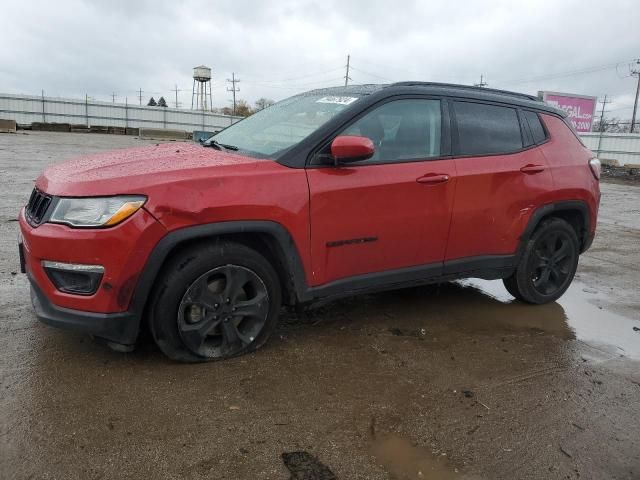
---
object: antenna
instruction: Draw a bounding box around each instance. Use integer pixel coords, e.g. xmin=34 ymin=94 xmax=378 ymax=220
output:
xmin=474 ymin=75 xmax=488 ymax=88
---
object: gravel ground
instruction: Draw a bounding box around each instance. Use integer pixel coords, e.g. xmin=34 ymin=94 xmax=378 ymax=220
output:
xmin=1 ymin=131 xmax=639 ymax=480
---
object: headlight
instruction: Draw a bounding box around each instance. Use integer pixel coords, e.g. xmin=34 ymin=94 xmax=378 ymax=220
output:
xmin=49 ymin=195 xmax=146 ymax=227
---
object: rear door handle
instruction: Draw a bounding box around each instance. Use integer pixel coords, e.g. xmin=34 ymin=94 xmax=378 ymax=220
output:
xmin=416 ymin=174 xmax=449 ymax=185
xmin=520 ymin=164 xmax=545 ymax=174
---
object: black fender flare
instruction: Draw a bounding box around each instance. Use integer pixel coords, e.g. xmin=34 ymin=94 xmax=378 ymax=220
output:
xmin=518 ymin=200 xmax=591 ymax=256
xmin=128 ymin=220 xmax=310 ymax=324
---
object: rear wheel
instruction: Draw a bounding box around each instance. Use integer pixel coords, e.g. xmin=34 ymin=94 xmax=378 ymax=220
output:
xmin=148 ymin=241 xmax=281 ymax=362
xmin=502 ymin=274 xmax=524 ymax=301
xmin=503 ymin=217 xmax=579 ymax=304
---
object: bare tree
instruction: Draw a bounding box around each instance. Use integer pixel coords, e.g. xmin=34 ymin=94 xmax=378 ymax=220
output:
xmin=234 ymin=99 xmax=253 ymax=117
xmin=255 ymin=98 xmax=275 ymax=111
xmin=593 ymin=117 xmax=632 ymax=133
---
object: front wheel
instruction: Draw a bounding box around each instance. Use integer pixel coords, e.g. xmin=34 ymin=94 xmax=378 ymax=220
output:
xmin=503 ymin=217 xmax=579 ymax=304
xmin=148 ymin=241 xmax=282 ymax=362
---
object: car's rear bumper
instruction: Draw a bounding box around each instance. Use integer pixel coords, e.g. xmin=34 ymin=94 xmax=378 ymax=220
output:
xmin=29 ymin=274 xmax=139 ymax=346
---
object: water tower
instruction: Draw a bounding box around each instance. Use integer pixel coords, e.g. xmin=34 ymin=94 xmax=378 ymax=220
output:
xmin=191 ymin=65 xmax=213 ymax=111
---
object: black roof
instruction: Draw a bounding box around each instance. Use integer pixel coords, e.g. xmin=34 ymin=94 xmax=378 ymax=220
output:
xmin=307 ymin=82 xmax=565 ymax=117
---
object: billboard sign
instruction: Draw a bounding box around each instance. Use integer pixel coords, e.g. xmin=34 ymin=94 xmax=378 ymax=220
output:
xmin=538 ymin=91 xmax=597 ymax=132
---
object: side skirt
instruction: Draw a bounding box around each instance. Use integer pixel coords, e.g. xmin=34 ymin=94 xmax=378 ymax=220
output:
xmin=303 ymin=254 xmax=516 ymax=306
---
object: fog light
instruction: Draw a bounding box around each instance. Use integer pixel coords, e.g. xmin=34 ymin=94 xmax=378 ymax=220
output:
xmin=42 ymin=261 xmax=104 ymax=295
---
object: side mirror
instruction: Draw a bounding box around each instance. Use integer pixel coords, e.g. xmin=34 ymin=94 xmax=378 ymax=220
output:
xmin=330 ymin=135 xmax=375 ymax=164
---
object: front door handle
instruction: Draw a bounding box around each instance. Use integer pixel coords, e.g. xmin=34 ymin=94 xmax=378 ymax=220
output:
xmin=520 ymin=164 xmax=545 ymax=174
xmin=416 ymin=174 xmax=449 ymax=185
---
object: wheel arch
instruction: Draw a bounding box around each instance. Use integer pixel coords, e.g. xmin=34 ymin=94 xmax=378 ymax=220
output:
xmin=519 ymin=200 xmax=591 ymax=255
xmin=130 ymin=221 xmax=310 ymax=329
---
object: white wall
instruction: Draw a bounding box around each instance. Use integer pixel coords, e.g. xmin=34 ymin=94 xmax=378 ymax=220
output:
xmin=579 ymin=132 xmax=640 ymax=166
xmin=0 ymin=93 xmax=241 ymax=132
xmin=3 ymin=93 xmax=639 ymax=165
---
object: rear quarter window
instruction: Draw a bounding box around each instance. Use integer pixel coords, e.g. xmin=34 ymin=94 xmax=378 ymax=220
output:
xmin=453 ymin=101 xmax=523 ymax=156
xmin=522 ymin=110 xmax=547 ymax=144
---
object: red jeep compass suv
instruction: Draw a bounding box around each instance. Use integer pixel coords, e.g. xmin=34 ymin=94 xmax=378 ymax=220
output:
xmin=19 ymin=82 xmax=600 ymax=362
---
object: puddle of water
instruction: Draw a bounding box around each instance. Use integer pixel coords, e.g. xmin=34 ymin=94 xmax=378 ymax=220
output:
xmin=371 ymin=433 xmax=464 ymax=480
xmin=459 ymin=279 xmax=640 ymax=360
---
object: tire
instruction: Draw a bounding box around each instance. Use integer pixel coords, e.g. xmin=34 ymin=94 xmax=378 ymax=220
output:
xmin=148 ymin=241 xmax=282 ymax=362
xmin=502 ymin=274 xmax=524 ymax=301
xmin=502 ymin=217 xmax=579 ymax=304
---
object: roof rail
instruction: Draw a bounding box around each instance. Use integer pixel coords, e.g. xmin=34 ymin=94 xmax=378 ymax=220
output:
xmin=390 ymin=81 xmax=541 ymax=102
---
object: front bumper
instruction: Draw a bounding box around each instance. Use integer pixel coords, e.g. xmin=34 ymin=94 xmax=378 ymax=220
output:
xmin=19 ymin=205 xmax=167 ymax=345
xmin=29 ymin=275 xmax=139 ymax=345
xmin=19 ymin=207 xmax=166 ymax=313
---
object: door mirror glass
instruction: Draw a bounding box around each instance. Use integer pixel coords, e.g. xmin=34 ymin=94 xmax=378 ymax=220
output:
xmin=330 ymin=135 xmax=375 ymax=164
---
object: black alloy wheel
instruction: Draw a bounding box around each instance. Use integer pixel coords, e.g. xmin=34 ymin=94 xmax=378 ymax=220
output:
xmin=178 ymin=265 xmax=270 ymax=358
xmin=503 ymin=217 xmax=579 ymax=304
xmin=148 ymin=241 xmax=282 ymax=362
xmin=530 ymin=230 xmax=575 ymax=296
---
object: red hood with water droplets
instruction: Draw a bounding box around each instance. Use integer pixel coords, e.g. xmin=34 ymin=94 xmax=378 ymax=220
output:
xmin=36 ymin=142 xmax=265 ymax=196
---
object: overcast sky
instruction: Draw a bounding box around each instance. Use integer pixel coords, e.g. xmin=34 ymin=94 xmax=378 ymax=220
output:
xmin=1 ymin=0 xmax=638 ymax=117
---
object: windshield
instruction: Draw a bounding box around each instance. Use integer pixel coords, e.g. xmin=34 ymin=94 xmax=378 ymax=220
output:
xmin=208 ymin=93 xmax=362 ymax=158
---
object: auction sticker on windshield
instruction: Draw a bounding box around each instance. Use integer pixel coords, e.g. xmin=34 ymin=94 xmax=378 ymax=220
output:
xmin=316 ymin=96 xmax=358 ymax=105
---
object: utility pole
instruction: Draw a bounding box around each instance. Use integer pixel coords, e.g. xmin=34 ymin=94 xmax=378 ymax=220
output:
xmin=138 ymin=88 xmax=143 ymax=105
xmin=598 ymin=95 xmax=611 ymax=132
xmin=226 ymin=73 xmax=240 ymax=116
xmin=171 ymin=84 xmax=182 ymax=109
xmin=474 ymin=75 xmax=488 ymax=87
xmin=344 ymin=54 xmax=351 ymax=87
xmin=596 ymin=95 xmax=611 ymax=157
xmin=630 ymin=59 xmax=640 ymax=133
xmin=111 ymin=92 xmax=117 ymax=103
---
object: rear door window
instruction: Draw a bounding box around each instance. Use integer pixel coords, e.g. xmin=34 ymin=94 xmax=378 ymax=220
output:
xmin=453 ymin=101 xmax=523 ymax=156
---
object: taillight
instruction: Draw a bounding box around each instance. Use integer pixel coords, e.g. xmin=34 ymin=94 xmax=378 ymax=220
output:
xmin=589 ymin=158 xmax=601 ymax=180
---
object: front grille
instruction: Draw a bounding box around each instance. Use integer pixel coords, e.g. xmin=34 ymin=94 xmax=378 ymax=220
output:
xmin=25 ymin=188 xmax=52 ymax=226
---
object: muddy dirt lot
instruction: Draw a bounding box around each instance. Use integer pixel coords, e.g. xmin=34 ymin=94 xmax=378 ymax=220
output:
xmin=1 ymin=131 xmax=639 ymax=480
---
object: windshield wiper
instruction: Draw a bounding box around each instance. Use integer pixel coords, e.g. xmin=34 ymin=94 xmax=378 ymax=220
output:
xmin=202 ymin=139 xmax=239 ymax=151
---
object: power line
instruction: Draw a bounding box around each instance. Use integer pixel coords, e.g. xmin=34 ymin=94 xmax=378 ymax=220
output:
xmin=226 ymin=73 xmax=240 ymax=116
xmin=348 ymin=66 xmax=393 ymax=82
xmin=356 ymin=58 xmax=420 ymax=77
xmin=243 ymin=66 xmax=344 ymax=84
xmin=496 ymin=59 xmax=635 ymax=87
xmin=608 ymin=104 xmax=634 ymax=112
xmin=242 ymin=78 xmax=346 ymax=91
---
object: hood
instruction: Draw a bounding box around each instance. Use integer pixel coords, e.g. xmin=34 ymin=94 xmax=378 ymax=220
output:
xmin=37 ymin=142 xmax=263 ymax=196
